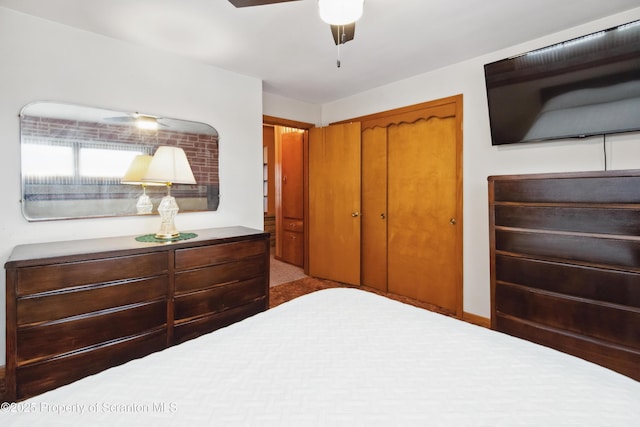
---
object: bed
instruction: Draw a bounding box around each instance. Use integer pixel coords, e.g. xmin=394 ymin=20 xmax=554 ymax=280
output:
xmin=1 ymin=287 xmax=638 ymax=426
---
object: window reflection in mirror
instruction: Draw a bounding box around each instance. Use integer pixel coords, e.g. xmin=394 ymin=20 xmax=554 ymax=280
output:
xmin=20 ymin=101 xmax=219 ymax=221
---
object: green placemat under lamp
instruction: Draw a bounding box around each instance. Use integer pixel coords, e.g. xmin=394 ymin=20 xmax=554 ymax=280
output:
xmin=135 ymin=232 xmax=198 ymax=243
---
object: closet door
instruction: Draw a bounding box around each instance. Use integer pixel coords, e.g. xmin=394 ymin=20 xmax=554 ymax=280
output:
xmin=361 ymin=126 xmax=388 ymax=292
xmin=387 ymin=116 xmax=459 ymax=313
xmin=309 ymin=122 xmax=361 ymax=285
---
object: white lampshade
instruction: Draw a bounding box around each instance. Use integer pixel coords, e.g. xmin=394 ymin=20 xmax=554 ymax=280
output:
xmin=318 ymin=0 xmax=364 ymax=25
xmin=122 ymin=154 xmax=165 ymax=215
xmin=121 ymin=155 xmax=165 ymax=186
xmin=142 ymin=146 xmax=197 ymax=185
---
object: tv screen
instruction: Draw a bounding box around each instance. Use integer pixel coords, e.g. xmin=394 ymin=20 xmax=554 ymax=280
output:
xmin=484 ymin=20 xmax=640 ymax=146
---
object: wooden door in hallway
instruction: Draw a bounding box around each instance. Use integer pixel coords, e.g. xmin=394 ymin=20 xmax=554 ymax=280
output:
xmin=280 ymin=131 xmax=304 ymax=266
xmin=308 ymin=122 xmax=361 ymax=285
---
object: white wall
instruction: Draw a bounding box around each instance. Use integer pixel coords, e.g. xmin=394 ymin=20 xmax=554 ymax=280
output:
xmin=263 ymin=92 xmax=321 ymax=125
xmin=320 ymin=7 xmax=640 ymax=319
xmin=0 ymin=7 xmax=264 ymax=364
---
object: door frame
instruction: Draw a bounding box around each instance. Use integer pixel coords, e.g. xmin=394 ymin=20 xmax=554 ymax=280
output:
xmin=263 ymin=115 xmax=314 ymax=274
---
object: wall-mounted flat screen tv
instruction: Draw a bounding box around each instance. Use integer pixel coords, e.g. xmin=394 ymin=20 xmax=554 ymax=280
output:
xmin=484 ymin=20 xmax=640 ymax=146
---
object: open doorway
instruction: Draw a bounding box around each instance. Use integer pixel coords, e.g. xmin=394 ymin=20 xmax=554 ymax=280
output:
xmin=262 ymin=116 xmax=313 ymax=273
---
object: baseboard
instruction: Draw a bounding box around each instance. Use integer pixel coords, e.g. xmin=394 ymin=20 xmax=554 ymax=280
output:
xmin=463 ymin=312 xmax=491 ymax=328
xmin=0 ymin=365 xmax=5 ymax=403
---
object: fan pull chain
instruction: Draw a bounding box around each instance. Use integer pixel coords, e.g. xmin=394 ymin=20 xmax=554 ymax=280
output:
xmin=336 ymin=25 xmax=343 ymax=68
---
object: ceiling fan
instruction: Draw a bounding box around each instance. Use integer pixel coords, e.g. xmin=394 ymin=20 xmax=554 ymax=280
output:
xmin=104 ymin=113 xmax=166 ymax=130
xmin=228 ymin=0 xmax=362 ymax=46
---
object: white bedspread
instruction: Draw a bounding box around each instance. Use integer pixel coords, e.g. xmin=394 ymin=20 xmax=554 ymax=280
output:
xmin=2 ymin=288 xmax=639 ymax=426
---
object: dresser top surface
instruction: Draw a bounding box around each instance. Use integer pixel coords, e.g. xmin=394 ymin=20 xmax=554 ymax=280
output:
xmin=5 ymin=226 xmax=268 ymax=268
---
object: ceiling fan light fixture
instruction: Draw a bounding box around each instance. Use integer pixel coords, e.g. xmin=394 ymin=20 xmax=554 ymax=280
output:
xmin=318 ymin=0 xmax=363 ymax=26
xmin=135 ymin=114 xmax=159 ymax=131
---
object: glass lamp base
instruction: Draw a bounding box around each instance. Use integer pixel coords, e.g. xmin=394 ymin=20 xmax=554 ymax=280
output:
xmin=155 ymin=195 xmax=180 ymax=239
xmin=136 ymin=194 xmax=153 ymax=214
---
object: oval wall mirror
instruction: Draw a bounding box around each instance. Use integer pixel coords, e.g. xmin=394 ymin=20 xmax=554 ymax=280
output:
xmin=20 ymin=101 xmax=220 ymax=221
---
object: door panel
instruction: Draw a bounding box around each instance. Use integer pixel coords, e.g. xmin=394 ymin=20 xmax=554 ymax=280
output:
xmin=309 ymin=123 xmax=361 ymax=285
xmin=361 ymin=127 xmax=388 ymax=292
xmin=280 ymin=131 xmax=305 ymax=266
xmin=387 ymin=116 xmax=459 ymax=312
xmin=281 ymin=132 xmax=304 ymax=219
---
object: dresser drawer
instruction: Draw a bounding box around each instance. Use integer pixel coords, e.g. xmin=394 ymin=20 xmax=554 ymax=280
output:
xmin=282 ymin=230 xmax=304 ymax=267
xmin=173 ymin=299 xmax=266 ymax=345
xmin=17 ymin=300 xmax=167 ymax=365
xmin=17 ymin=276 xmax=168 ymax=326
xmin=283 ymin=218 xmax=303 ymax=232
xmin=174 ymin=240 xmax=266 ymax=270
xmin=174 ymin=277 xmax=266 ymax=322
xmin=16 ymin=252 xmax=168 ymax=296
xmin=16 ymin=329 xmax=167 ymax=401
xmin=174 ymin=256 xmax=267 ymax=294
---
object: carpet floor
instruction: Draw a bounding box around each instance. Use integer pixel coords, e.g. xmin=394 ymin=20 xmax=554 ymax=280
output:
xmin=269 ymin=255 xmax=307 ymax=287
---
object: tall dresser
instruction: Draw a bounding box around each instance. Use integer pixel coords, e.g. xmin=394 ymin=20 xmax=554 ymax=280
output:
xmin=4 ymin=226 xmax=269 ymax=401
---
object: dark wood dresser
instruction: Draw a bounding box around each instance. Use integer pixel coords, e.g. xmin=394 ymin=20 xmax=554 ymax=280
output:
xmin=4 ymin=226 xmax=269 ymax=401
xmin=489 ymin=171 xmax=640 ymax=381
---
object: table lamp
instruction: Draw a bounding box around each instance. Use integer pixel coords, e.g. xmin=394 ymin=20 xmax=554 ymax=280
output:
xmin=142 ymin=146 xmax=197 ymax=239
xmin=121 ymin=154 xmax=164 ymax=214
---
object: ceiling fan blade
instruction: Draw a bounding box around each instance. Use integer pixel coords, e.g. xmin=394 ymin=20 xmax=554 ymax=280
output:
xmin=330 ymin=23 xmax=356 ymax=45
xmin=104 ymin=116 xmax=134 ymax=123
xmin=104 ymin=115 xmax=168 ymax=127
xmin=228 ymin=0 xmax=300 ymax=7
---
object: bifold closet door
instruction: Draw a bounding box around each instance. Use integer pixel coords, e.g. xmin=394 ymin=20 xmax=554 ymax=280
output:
xmin=387 ymin=116 xmax=459 ymax=313
xmin=361 ymin=126 xmax=388 ymax=292
xmin=308 ymin=122 xmax=361 ymax=285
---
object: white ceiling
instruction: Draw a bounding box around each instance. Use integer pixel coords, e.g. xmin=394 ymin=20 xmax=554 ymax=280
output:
xmin=1 ymin=0 xmax=638 ymax=104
